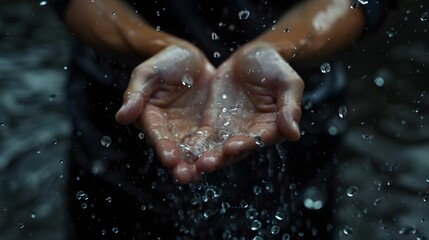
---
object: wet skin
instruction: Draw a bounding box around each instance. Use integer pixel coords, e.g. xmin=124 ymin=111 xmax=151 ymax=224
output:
xmin=116 ymin=44 xmax=304 ymax=184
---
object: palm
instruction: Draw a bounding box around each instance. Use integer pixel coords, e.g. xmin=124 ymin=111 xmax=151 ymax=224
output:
xmin=116 ymin=45 xmax=215 ymax=184
xmin=196 ymin=46 xmax=304 ymax=173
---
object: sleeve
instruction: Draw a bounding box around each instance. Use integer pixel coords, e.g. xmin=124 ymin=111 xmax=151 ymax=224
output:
xmin=359 ymin=0 xmax=397 ymax=34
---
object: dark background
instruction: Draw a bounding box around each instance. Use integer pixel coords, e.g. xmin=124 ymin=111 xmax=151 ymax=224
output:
xmin=0 ymin=0 xmax=428 ymax=239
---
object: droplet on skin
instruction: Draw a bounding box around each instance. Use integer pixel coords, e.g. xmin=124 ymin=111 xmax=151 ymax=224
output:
xmin=254 ymin=136 xmax=265 ymax=147
xmin=284 ymin=27 xmax=291 ymax=32
xmin=238 ymin=9 xmax=250 ymax=20
xmin=181 ymin=74 xmax=193 ymax=88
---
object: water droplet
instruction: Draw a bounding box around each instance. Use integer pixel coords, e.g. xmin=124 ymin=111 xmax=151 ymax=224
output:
xmin=320 ymin=62 xmax=331 ymax=73
xmin=238 ymin=9 xmax=250 ymax=20
xmin=254 ymin=135 xmax=265 ymax=147
xmin=222 ymin=230 xmax=232 ymax=239
xmin=138 ymin=132 xmax=145 ymax=139
xmin=271 ymin=225 xmax=280 ymax=235
xmin=39 ymin=1 xmax=47 ymax=6
xmin=100 ymin=135 xmax=112 ymax=147
xmin=346 ymin=186 xmax=359 ymax=197
xmin=221 ymin=202 xmax=231 ymax=209
xmin=284 ymin=27 xmax=291 ymax=33
xmin=252 ymin=236 xmax=264 ymax=240
xmin=156 ymin=26 xmax=161 ymax=31
xmin=63 ymin=66 xmax=68 ymax=70
xmin=81 ymin=203 xmax=87 ymax=209
xmin=342 ymin=225 xmax=353 ymax=235
xmin=250 ymin=219 xmax=262 ymax=231
xmin=374 ymin=76 xmax=385 ymax=87
xmin=18 ymin=223 xmax=25 ymax=229
xmin=48 ymin=94 xmax=56 ymax=101
xmin=0 ymin=122 xmax=5 ymax=127
xmin=253 ymin=185 xmax=263 ymax=195
xmin=181 ymin=74 xmax=193 ymax=88
xmin=101 ymin=230 xmax=106 ymax=236
xmin=420 ymin=11 xmax=428 ymax=21
xmin=112 ymin=227 xmax=119 ymax=234
xmin=398 ymin=225 xmax=417 ymax=235
xmin=246 ymin=207 xmax=259 ymax=220
xmin=76 ymin=191 xmax=88 ymax=201
xmin=373 ymin=197 xmax=384 ymax=206
xmin=211 ymin=32 xmax=219 ymax=40
xmin=338 ymin=105 xmax=348 ymax=118
xmin=303 ymin=187 xmax=325 ymax=210
xmin=30 ymin=212 xmax=37 ymax=219
xmin=350 ymin=0 xmax=359 ymax=9
xmin=275 ymin=208 xmax=285 ymax=220
xmin=282 ymin=233 xmax=291 ymax=240
xmin=141 ymin=204 xmax=147 ymax=211
xmin=213 ymin=52 xmax=221 ymax=58
xmin=106 ymin=197 xmax=112 ymax=203
xmin=358 ymin=0 xmax=368 ymax=4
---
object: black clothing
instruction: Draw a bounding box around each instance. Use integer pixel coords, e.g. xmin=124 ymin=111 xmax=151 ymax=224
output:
xmin=47 ymin=0 xmax=394 ymax=239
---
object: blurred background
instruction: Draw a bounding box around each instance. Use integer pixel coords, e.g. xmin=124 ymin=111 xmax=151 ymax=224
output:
xmin=0 ymin=0 xmax=428 ymax=239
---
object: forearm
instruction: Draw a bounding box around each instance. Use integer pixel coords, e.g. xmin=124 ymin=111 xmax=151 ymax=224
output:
xmin=63 ymin=0 xmax=185 ymax=57
xmin=252 ymin=0 xmax=365 ymax=67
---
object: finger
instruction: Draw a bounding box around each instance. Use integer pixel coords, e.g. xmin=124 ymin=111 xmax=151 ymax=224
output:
xmin=223 ymin=125 xmax=281 ymax=156
xmin=115 ymin=69 xmax=158 ymax=125
xmin=172 ymin=161 xmax=193 ymax=185
xmin=276 ymin=68 xmax=305 ymax=142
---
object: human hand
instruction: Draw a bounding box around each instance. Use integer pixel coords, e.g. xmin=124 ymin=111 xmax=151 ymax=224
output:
xmin=195 ymin=44 xmax=304 ymax=173
xmin=115 ymin=44 xmax=215 ymax=184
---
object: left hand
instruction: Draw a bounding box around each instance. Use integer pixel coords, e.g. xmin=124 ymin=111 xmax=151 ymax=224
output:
xmin=195 ymin=43 xmax=305 ymax=173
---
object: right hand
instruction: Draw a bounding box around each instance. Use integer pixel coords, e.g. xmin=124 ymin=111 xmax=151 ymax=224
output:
xmin=115 ymin=44 xmax=216 ymax=184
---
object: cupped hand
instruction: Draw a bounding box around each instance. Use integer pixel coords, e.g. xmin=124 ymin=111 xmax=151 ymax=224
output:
xmin=196 ymin=44 xmax=305 ymax=173
xmin=115 ymin=44 xmax=215 ymax=184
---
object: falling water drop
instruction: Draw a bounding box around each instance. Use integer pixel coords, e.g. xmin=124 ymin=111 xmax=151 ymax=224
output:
xmin=271 ymin=225 xmax=280 ymax=235
xmin=320 ymin=62 xmax=331 ymax=73
xmin=211 ymin=32 xmax=219 ymax=40
xmin=338 ymin=105 xmax=348 ymax=118
xmin=238 ymin=9 xmax=250 ymax=20
xmin=420 ymin=11 xmax=428 ymax=21
xmin=100 ymin=135 xmax=112 ymax=147
xmin=250 ymin=219 xmax=262 ymax=231
xmin=342 ymin=225 xmax=353 ymax=235
xmin=48 ymin=94 xmax=56 ymax=101
xmin=346 ymin=186 xmax=359 ymax=197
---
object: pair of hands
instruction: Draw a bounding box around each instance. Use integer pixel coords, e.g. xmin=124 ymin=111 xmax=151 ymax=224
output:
xmin=115 ymin=42 xmax=304 ymax=184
